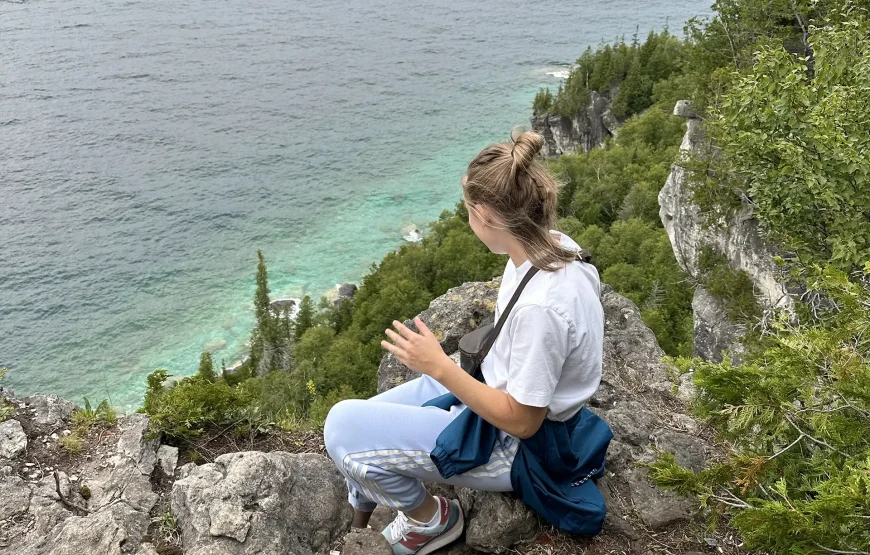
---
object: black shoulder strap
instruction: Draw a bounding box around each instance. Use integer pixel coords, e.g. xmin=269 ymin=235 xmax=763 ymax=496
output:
xmin=478 ymin=265 xmax=540 ymax=361
xmin=476 ymin=247 xmax=590 ymax=363
xmin=576 ymin=247 xmax=592 ymax=263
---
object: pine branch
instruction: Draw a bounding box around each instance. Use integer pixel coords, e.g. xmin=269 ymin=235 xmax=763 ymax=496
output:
xmin=767 ymin=433 xmax=806 ymax=461
xmin=784 ymin=414 xmax=849 ymax=458
xmin=811 ymin=541 xmax=870 ymax=555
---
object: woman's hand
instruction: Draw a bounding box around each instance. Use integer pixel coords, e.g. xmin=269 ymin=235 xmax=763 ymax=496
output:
xmin=381 ymin=317 xmax=451 ymax=378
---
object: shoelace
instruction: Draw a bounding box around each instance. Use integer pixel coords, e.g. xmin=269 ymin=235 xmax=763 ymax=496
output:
xmin=387 ymin=511 xmax=413 ymax=542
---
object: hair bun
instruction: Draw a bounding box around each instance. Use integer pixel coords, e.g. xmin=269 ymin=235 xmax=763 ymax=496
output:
xmin=510 ymin=128 xmax=545 ymax=172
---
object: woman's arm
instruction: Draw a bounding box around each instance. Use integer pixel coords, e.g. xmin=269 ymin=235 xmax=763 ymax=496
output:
xmin=430 ymin=357 xmax=547 ymax=439
xmin=382 ymin=317 xmax=548 ymax=439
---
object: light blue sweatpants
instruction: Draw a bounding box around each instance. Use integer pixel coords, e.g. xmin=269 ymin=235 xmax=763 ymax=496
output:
xmin=323 ymin=375 xmax=518 ymax=512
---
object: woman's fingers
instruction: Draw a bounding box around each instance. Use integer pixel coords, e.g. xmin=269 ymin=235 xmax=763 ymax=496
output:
xmin=384 ymin=328 xmax=409 ymax=348
xmin=392 ymin=320 xmax=418 ymax=341
xmin=381 ymin=339 xmax=403 ymax=357
xmin=380 ymin=340 xmax=411 ymax=369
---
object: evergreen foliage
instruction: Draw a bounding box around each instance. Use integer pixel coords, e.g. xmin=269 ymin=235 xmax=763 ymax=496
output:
xmin=697 ymin=246 xmax=762 ymax=325
xmin=546 ymin=30 xmax=686 ymax=119
xmin=0 ymin=368 xmax=14 ymax=422
xmin=197 ymin=352 xmax=216 ymax=383
xmin=248 ymin=251 xmax=295 ymax=375
xmin=294 ymin=296 xmax=314 ymax=340
xmin=647 ymin=266 xmax=870 ymax=554
xmin=142 ymin=370 xmax=242 ymax=439
xmin=532 ymin=88 xmax=554 ymax=116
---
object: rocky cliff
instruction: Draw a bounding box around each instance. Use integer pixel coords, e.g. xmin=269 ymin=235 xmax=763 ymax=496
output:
xmin=0 ymin=280 xmax=729 ymax=554
xmin=531 ymin=89 xmax=621 ymax=156
xmin=658 ymin=100 xmax=795 ymax=363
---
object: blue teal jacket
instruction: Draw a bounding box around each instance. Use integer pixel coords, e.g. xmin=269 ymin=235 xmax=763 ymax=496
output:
xmin=423 ymin=392 xmax=613 ymax=535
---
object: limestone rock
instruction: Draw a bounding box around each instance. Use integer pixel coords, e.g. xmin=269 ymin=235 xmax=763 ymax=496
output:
xmin=337 ymin=283 xmax=358 ymax=303
xmin=650 ymin=430 xmax=708 ymax=473
xmin=377 ymin=279 xmax=500 ymax=393
xmin=457 ymin=489 xmax=537 ymax=553
xmin=598 ymin=476 xmax=639 ymax=541
xmin=157 ymin=444 xmax=179 ymax=476
xmin=171 ymin=451 xmax=352 ymax=555
xmin=0 ymin=419 xmax=27 ymax=459
xmin=601 ymin=401 xmax=656 ymax=447
xmin=177 ymin=461 xmax=197 ymax=480
xmin=673 ymin=99 xmax=697 ymax=118
xmin=692 ymin=286 xmax=748 ymax=364
xmin=658 ymin=99 xmax=794 ymax=362
xmin=341 ymin=528 xmax=392 ymax=555
xmin=135 ymin=543 xmax=159 ymax=555
xmin=532 ymin=89 xmax=622 ymax=156
xmin=34 ymin=502 xmax=149 ymax=555
xmin=367 ymin=505 xmax=396 ymax=533
xmin=0 ymin=471 xmax=32 ymax=515
xmin=600 ymin=285 xmax=674 ymax=396
xmin=223 ymin=357 xmax=250 ymax=377
xmin=323 ymin=283 xmax=359 ymax=309
xmin=626 ymin=467 xmax=696 ymax=529
xmin=270 ymin=298 xmax=296 ymax=313
xmin=22 ymin=395 xmax=77 ymax=428
xmin=84 ymin=414 xmax=160 ymax=513
xmin=162 ymin=375 xmax=185 ymax=389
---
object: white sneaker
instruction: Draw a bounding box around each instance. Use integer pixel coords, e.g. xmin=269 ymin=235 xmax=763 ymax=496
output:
xmin=381 ymin=496 xmax=464 ymax=555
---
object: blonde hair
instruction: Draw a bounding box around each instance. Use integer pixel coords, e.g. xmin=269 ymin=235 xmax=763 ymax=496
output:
xmin=463 ymin=129 xmax=577 ymax=272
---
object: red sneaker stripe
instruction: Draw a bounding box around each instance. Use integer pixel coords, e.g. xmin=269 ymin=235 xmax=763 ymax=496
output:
xmin=400 ymin=532 xmax=432 ymax=550
xmin=439 ymin=497 xmax=449 ymax=525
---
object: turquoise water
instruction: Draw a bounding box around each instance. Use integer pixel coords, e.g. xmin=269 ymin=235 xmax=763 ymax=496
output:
xmin=1 ymin=0 xmax=710 ymax=409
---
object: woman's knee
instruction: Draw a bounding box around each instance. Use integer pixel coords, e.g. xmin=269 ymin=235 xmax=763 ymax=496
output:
xmin=323 ymin=399 xmax=368 ymax=460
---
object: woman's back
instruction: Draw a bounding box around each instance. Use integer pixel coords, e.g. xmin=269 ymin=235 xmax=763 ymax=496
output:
xmin=482 ymin=230 xmax=604 ymax=422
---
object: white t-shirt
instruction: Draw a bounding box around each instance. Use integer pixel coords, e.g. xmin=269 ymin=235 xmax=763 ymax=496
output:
xmin=480 ymin=230 xmax=604 ymax=422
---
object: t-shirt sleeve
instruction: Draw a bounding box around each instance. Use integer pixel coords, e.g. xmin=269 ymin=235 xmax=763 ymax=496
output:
xmin=505 ymin=304 xmax=571 ymax=408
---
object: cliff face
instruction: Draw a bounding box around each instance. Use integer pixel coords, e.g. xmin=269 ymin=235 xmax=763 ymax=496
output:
xmin=531 ymin=89 xmax=621 ymax=156
xmin=658 ymin=100 xmax=794 ymax=362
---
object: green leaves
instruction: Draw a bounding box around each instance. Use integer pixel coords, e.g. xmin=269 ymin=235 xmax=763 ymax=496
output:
xmin=710 ymin=13 xmax=870 ymax=271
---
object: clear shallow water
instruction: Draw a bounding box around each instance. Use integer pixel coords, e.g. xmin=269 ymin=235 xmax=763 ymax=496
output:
xmin=1 ymin=0 xmax=710 ymax=410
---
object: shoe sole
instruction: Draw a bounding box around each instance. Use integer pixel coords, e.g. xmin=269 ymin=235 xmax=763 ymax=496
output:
xmin=415 ymin=504 xmax=464 ymax=555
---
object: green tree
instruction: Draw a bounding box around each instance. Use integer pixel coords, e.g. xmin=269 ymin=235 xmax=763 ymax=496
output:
xmin=254 ymin=250 xmax=273 ymax=340
xmin=295 ymin=295 xmax=315 ymax=340
xmin=532 ymin=88 xmax=554 ymax=116
xmin=709 ymin=11 xmax=870 ymax=270
xmin=197 ymin=352 xmax=216 ymax=382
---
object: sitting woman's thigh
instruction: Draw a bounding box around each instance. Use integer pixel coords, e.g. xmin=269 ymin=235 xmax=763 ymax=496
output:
xmin=368 ymin=374 xmax=448 ymax=406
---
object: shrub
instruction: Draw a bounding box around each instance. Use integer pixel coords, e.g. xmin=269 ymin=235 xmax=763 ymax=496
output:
xmin=709 ymin=12 xmax=870 ymax=270
xmin=143 ymin=374 xmax=242 ymax=439
xmin=532 ymin=88 xmax=554 ymax=116
xmin=58 ymin=434 xmax=83 ymax=454
xmin=544 ymin=30 xmax=686 ymax=120
xmin=697 ymin=246 xmax=762 ymax=325
xmin=71 ymin=397 xmax=117 ymax=433
xmin=0 ymin=368 xmax=15 ymax=422
xmin=647 ymin=265 xmax=870 ymax=554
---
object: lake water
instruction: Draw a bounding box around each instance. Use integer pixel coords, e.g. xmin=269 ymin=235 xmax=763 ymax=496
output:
xmin=1 ymin=0 xmax=710 ymax=409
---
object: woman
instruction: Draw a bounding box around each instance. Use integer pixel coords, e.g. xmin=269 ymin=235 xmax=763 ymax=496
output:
xmin=324 ymin=130 xmax=605 ymax=555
